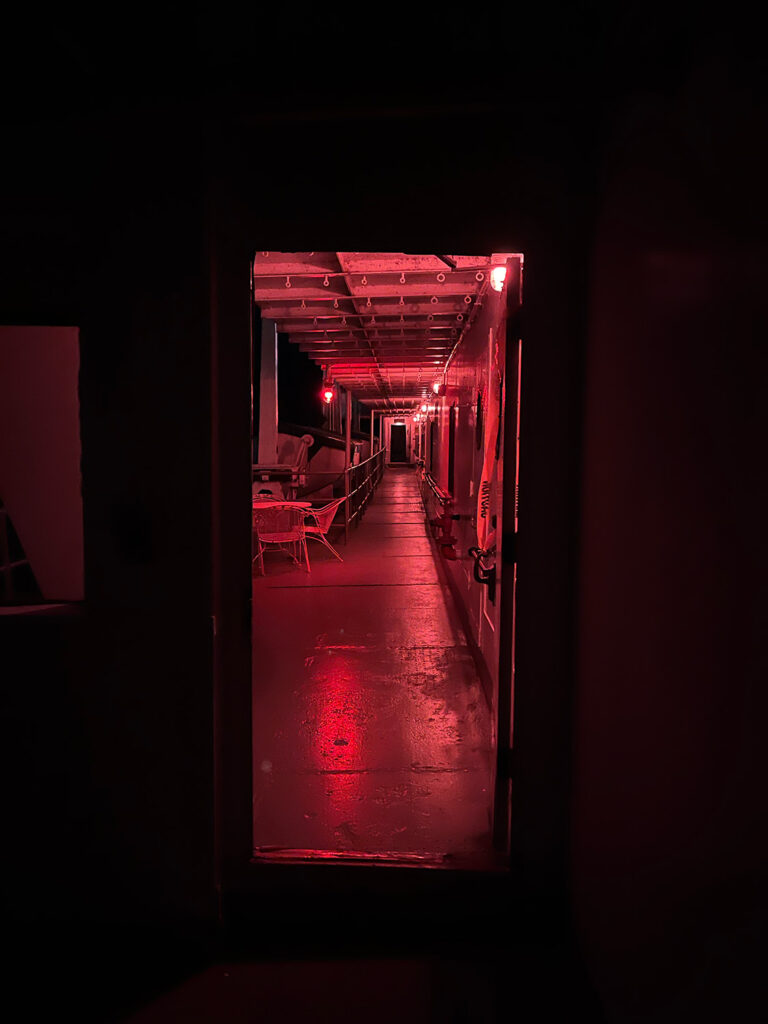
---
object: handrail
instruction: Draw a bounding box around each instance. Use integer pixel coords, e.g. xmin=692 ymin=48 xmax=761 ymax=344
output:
xmin=342 ymin=447 xmax=385 ymax=541
xmin=253 ymin=466 xmax=347 ymax=502
xmin=348 ymin=448 xmax=383 ymax=472
xmin=253 ymin=447 xmax=382 ymax=481
xmin=252 ymin=448 xmax=386 ymax=542
xmin=419 ymin=469 xmax=458 ymax=559
xmin=254 ymin=466 xmax=345 ymax=477
xmin=422 ymin=470 xmax=452 ymax=507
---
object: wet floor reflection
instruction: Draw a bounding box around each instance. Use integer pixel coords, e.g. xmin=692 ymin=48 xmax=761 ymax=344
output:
xmin=252 ymin=469 xmax=492 ymax=857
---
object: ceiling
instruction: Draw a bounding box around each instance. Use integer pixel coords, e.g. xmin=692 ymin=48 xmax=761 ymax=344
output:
xmin=251 ymin=252 xmax=515 ymax=411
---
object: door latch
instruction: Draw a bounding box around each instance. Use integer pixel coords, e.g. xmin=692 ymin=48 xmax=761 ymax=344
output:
xmin=468 ymin=545 xmax=496 ymax=603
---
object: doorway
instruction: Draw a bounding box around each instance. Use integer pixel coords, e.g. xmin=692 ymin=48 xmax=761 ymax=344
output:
xmin=247 ymin=251 xmax=522 ymax=866
xmin=389 ymin=423 xmax=407 ymax=463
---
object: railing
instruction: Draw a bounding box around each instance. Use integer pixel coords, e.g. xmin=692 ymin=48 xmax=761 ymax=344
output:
xmin=253 ymin=463 xmax=345 ymax=502
xmin=344 ymin=448 xmax=386 ymax=541
xmin=252 ymin=448 xmax=386 ymax=543
xmin=418 ymin=468 xmax=459 ymax=559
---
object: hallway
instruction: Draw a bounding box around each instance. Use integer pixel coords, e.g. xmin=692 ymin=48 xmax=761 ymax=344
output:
xmin=251 ymin=467 xmax=492 ymax=862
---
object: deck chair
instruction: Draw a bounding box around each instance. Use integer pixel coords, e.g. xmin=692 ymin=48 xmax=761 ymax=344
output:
xmin=253 ymin=504 xmax=310 ymax=575
xmin=304 ymin=497 xmax=346 ymax=563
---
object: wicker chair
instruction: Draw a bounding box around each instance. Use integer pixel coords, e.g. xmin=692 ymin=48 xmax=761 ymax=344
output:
xmin=253 ymin=504 xmax=310 ymax=575
xmin=304 ymin=497 xmax=346 ymax=563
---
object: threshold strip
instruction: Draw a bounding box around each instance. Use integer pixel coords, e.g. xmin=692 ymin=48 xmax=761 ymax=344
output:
xmin=252 ymin=848 xmax=450 ymax=866
xmin=266 ymin=582 xmax=440 ymax=589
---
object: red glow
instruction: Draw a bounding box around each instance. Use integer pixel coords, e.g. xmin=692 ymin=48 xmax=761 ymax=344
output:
xmin=310 ymin=652 xmax=364 ymax=824
xmin=420 ymin=403 xmax=428 ymax=413
xmin=322 ymin=386 xmax=335 ymax=404
xmin=490 ymin=266 xmax=507 ymax=292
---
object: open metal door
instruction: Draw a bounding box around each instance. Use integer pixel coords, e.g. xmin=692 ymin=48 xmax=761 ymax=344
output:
xmin=492 ymin=267 xmax=523 ymax=850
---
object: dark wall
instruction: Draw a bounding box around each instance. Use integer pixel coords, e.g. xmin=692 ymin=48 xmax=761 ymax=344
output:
xmin=573 ymin=52 xmax=768 ymax=1021
xmin=1 ymin=110 xmax=217 ymax=941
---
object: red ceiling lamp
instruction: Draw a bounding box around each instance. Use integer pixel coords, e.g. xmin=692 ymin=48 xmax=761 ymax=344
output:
xmin=321 ymin=382 xmax=336 ymax=404
xmin=490 ymin=265 xmax=507 ymax=292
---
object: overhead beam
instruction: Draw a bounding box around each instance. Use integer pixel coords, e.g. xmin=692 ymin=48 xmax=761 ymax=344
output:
xmin=252 ymin=280 xmax=482 ymax=301
xmin=259 ymin=297 xmax=474 ymax=318
xmin=317 ymin=359 xmax=445 ymax=367
xmin=336 ymin=251 xmax=393 ymax=412
xmin=290 ymin=335 xmax=453 ymax=344
xmin=253 ymin=253 xmax=340 ymax=276
xmin=298 ymin=344 xmax=452 ymax=353
xmin=276 ymin=315 xmax=461 ymax=329
xmin=250 ymin=252 xmax=501 ymax=413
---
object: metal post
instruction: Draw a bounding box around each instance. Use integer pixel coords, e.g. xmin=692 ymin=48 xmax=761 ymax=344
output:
xmin=344 ymin=388 xmax=352 ymax=543
xmin=257 ymin=318 xmax=279 ymax=463
xmin=379 ymin=414 xmax=384 ymax=480
xmin=371 ymin=411 xmax=377 ymax=496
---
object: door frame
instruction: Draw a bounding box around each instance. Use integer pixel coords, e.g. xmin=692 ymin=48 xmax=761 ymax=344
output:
xmin=492 ymin=285 xmax=523 ymax=849
xmin=213 ymin=241 xmax=581 ymax=915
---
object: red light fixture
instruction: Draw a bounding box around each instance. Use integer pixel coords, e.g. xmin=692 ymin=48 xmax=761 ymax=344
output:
xmin=490 ymin=265 xmax=507 ymax=292
xmin=420 ymin=403 xmax=428 ymax=413
xmin=322 ymin=384 xmax=336 ymax=404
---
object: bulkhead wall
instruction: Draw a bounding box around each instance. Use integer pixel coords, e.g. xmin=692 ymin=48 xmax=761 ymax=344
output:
xmin=429 ymin=283 xmax=509 ymax=714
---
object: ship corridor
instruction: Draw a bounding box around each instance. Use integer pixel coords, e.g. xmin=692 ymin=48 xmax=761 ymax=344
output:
xmin=252 ymin=466 xmax=493 ymax=861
